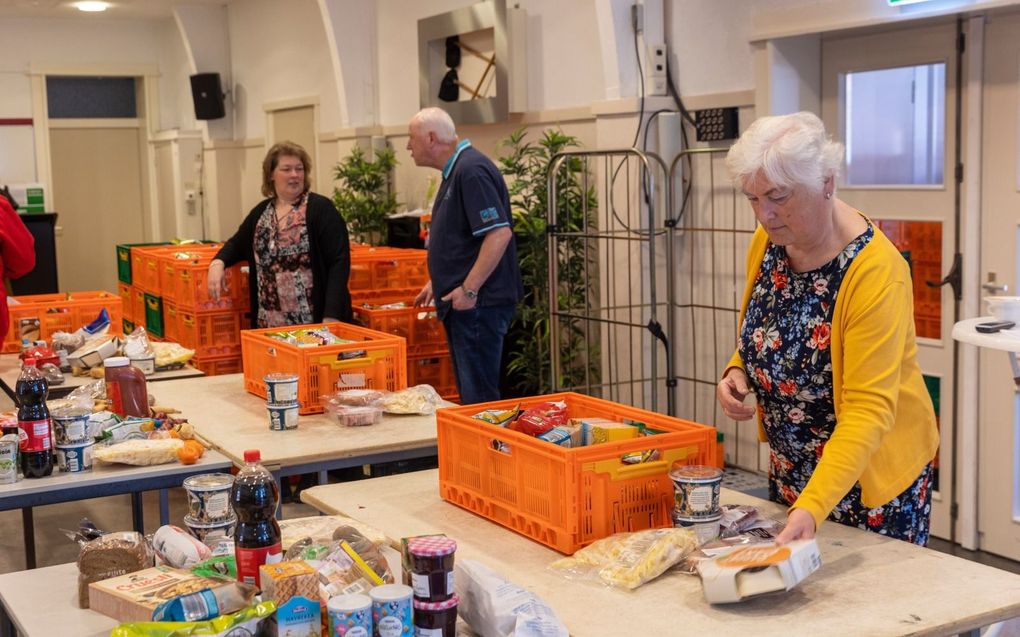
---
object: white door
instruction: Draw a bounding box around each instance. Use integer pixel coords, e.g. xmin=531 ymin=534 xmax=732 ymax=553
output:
xmin=822 ymin=20 xmax=959 ymax=540
xmin=977 ymin=9 xmax=1020 ymax=561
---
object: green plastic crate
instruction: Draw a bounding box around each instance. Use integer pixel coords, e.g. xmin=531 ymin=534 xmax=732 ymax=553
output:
xmin=144 ymin=292 xmax=164 ymax=338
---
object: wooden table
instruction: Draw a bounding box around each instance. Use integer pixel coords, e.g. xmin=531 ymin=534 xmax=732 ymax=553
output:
xmin=0 ymin=563 xmax=114 ymax=637
xmin=0 ymin=450 xmax=231 ymax=570
xmin=152 ymin=374 xmax=441 ymax=513
xmin=302 ymin=469 xmax=1020 ymax=637
xmin=0 ymin=354 xmax=204 ymax=401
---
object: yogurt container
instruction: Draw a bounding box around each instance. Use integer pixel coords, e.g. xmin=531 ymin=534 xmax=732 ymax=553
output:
xmin=52 ymin=407 xmax=92 ymax=445
xmin=129 ymin=355 xmax=156 ymax=376
xmin=673 ymin=510 xmax=723 ymax=544
xmin=264 ymin=373 xmax=299 ymax=405
xmin=669 ymin=464 xmax=724 ymax=519
xmin=183 ymin=513 xmax=236 ymax=543
xmin=369 ymin=584 xmax=412 ymax=637
xmin=268 ymin=403 xmax=299 ymax=430
xmin=183 ymin=473 xmax=235 ymax=522
xmin=56 ymin=440 xmax=95 ymax=473
xmin=327 ymin=593 xmax=373 ymax=637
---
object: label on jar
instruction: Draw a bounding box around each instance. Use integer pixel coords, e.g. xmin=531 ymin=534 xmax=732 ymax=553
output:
xmin=414 ymin=628 xmax=443 ymax=637
xmin=688 ymin=485 xmax=714 ymax=512
xmin=204 ymin=492 xmax=230 ymax=520
xmin=235 ymin=543 xmax=282 ymax=587
xmin=19 ymin=419 xmax=51 ymax=452
xmin=411 ymin=572 xmax=430 ymax=598
xmin=446 ymin=571 xmax=454 ymax=595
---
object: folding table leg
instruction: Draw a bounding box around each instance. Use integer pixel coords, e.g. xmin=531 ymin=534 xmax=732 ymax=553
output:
xmin=21 ymin=508 xmax=35 ymax=570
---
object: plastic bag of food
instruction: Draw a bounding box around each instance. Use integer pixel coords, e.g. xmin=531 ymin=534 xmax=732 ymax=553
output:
xmin=456 ymin=559 xmax=568 ymax=637
xmin=326 ymin=388 xmax=391 ymax=407
xmin=153 ymin=525 xmax=213 ymax=569
xmin=76 ymin=530 xmax=154 ymax=608
xmin=509 ymin=401 xmax=567 ymax=437
xmin=278 ymin=515 xmax=388 ymax=552
xmin=550 ymin=528 xmax=698 ymax=590
xmin=151 ymin=342 xmax=196 ymax=369
xmin=51 ymin=330 xmax=86 ymax=354
xmin=123 ymin=325 xmax=155 ymax=359
xmin=65 ymin=379 xmax=106 ymax=412
xmin=110 ymin=601 xmax=276 ymax=637
xmin=94 ymin=438 xmax=185 ymax=466
xmin=152 ymin=581 xmax=257 ymax=622
xmin=324 ymin=403 xmax=383 ymax=427
xmin=377 ymin=384 xmax=442 ymax=415
xmin=472 ymin=404 xmax=520 ymax=427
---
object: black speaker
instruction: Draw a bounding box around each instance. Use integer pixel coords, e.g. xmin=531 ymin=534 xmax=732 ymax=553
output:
xmin=189 ymin=73 xmax=225 ymax=120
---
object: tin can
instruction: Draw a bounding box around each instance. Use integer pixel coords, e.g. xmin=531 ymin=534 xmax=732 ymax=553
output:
xmin=669 ymin=464 xmax=723 ymax=519
xmin=369 ymin=584 xmax=412 ymax=637
xmin=0 ymin=434 xmax=20 ymax=484
xmin=56 ymin=440 xmax=95 ymax=473
xmin=52 ymin=407 xmax=92 ymax=445
xmin=268 ymin=403 xmax=299 ymax=430
xmin=327 ymin=593 xmax=373 ymax=637
xmin=264 ymin=373 xmax=299 ymax=405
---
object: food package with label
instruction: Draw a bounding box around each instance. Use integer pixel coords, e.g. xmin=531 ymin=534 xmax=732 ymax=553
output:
xmin=109 ymin=601 xmax=276 ymax=637
xmin=88 ymin=565 xmax=236 ymax=623
xmin=573 ymin=417 xmax=640 ymax=446
xmin=152 ymin=525 xmax=213 ymax=569
xmin=696 ymin=539 xmax=822 ymax=604
xmin=259 ymin=561 xmax=321 ymax=637
xmin=455 ymin=559 xmax=568 ymax=637
xmin=471 ymin=404 xmax=520 ymax=427
xmin=509 ymin=401 xmax=567 ymax=437
xmin=68 ymin=334 xmax=118 ymax=369
xmin=550 ymin=528 xmax=699 ymax=590
xmin=76 ymin=531 xmax=155 ymax=609
xmin=377 ymin=384 xmax=442 ymax=415
xmin=278 ymin=515 xmax=388 ymax=553
xmin=94 ymin=438 xmax=184 ymax=466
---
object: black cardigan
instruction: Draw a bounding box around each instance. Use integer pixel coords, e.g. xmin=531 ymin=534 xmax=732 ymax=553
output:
xmin=215 ymin=191 xmax=353 ymax=327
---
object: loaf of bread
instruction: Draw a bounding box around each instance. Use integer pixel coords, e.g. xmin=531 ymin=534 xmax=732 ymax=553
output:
xmin=76 ymin=532 xmax=153 ymax=608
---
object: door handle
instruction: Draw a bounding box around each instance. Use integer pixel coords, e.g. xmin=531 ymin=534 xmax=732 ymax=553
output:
xmin=926 ymin=252 xmax=962 ymax=301
xmin=981 ymin=282 xmax=1008 ymax=294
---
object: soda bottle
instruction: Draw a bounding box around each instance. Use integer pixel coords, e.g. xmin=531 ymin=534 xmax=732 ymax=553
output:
xmin=230 ymin=449 xmax=281 ymax=587
xmin=16 ymin=358 xmax=53 ymax=478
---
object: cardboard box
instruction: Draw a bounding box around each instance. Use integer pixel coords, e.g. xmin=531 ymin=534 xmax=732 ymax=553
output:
xmin=88 ymin=565 xmax=235 ymax=623
xmin=68 ymin=335 xmax=117 ymax=369
xmin=697 ymin=539 xmax=821 ymax=604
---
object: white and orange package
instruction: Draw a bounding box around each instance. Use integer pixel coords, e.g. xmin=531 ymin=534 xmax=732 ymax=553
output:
xmin=696 ymin=539 xmax=821 ymax=603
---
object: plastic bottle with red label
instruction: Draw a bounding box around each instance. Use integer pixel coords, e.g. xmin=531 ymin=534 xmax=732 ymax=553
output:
xmin=231 ymin=449 xmax=281 ymax=587
xmin=104 ymin=356 xmax=149 ymax=418
xmin=16 ymin=358 xmax=53 ymax=478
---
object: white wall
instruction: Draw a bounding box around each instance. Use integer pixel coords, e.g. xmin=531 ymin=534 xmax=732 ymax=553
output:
xmin=227 ymin=0 xmax=342 ymax=139
xmin=157 ymin=18 xmax=197 ymax=133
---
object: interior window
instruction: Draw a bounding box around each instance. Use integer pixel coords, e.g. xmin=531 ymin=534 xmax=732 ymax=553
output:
xmin=46 ymin=76 xmax=137 ymax=119
xmin=842 ymin=63 xmax=945 ymax=186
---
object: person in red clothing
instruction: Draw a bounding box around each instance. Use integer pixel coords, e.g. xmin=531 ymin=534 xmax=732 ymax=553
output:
xmin=0 ymin=195 xmax=36 ymax=343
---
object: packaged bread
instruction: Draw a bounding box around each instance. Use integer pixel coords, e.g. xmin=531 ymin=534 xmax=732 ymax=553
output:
xmin=259 ymin=561 xmax=319 ymax=605
xmin=94 ymin=438 xmax=185 ymax=466
xmin=76 ymin=531 xmax=154 ymax=608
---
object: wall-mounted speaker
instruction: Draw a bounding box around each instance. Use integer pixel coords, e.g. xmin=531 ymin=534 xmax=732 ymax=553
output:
xmin=189 ymin=73 xmax=226 ymax=120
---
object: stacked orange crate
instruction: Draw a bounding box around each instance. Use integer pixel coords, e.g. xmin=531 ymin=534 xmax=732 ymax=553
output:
xmin=349 ymin=248 xmax=458 ymax=402
xmin=3 ymin=292 xmax=123 ymax=353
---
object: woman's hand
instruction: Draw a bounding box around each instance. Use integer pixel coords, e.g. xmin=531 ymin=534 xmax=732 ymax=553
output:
xmin=414 ymin=281 xmax=434 ymax=307
xmin=775 ymin=508 xmax=816 ymax=544
xmin=207 ymin=259 xmax=227 ymax=300
xmin=716 ymin=367 xmax=756 ymax=421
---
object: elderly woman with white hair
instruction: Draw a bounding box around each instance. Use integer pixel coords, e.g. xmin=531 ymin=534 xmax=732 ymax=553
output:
xmin=716 ymin=111 xmax=939 ymax=545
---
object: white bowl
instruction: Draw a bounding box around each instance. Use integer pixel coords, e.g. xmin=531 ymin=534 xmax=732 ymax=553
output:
xmin=985 ymin=296 xmax=1020 ymax=323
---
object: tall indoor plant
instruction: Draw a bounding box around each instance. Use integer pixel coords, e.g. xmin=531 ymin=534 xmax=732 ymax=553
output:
xmin=497 ymin=128 xmax=599 ymax=395
xmin=332 ymin=144 xmax=399 ymax=245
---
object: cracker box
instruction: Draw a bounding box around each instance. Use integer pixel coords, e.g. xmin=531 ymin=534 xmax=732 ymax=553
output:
xmin=697 ymin=539 xmax=821 ymax=604
xmin=88 ymin=565 xmax=235 ymax=622
xmin=260 ymin=561 xmax=321 ymax=637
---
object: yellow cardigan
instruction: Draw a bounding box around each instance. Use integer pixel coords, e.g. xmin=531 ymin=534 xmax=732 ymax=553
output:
xmin=726 ymin=224 xmax=940 ymax=528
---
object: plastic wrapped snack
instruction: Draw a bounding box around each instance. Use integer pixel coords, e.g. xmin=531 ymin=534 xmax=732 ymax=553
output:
xmin=278 ymin=515 xmax=388 ymax=552
xmin=153 ymin=525 xmax=213 ymax=569
xmin=94 ymin=438 xmax=185 ymax=466
xmin=456 ymin=559 xmax=568 ymax=637
xmin=76 ymin=531 xmax=154 ymax=608
xmin=550 ymin=528 xmax=698 ymax=590
xmin=377 ymin=384 xmax=443 ymax=415
xmin=110 ymin=601 xmax=276 ymax=637
xmin=472 ymin=404 xmax=520 ymax=427
xmin=328 ymin=388 xmax=391 ymax=406
xmin=509 ymin=401 xmax=568 ymax=437
xmin=151 ymin=342 xmax=196 ymax=369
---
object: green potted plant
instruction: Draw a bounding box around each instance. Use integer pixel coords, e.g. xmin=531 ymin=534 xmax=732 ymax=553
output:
xmin=497 ymin=128 xmax=599 ymax=395
xmin=332 ymin=144 xmax=399 ymax=245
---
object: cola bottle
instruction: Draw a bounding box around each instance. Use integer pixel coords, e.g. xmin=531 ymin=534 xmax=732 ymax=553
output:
xmin=231 ymin=449 xmax=281 ymax=587
xmin=16 ymin=358 xmax=52 ymax=478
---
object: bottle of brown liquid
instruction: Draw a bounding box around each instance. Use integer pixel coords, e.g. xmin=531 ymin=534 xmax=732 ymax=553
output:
xmin=104 ymin=356 xmax=149 ymax=417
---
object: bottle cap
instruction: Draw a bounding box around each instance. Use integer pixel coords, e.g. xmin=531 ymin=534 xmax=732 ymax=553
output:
xmin=23 ymin=358 xmax=37 ymax=367
xmin=243 ymin=449 xmax=261 ymax=463
xmin=104 ymin=356 xmax=129 ymax=368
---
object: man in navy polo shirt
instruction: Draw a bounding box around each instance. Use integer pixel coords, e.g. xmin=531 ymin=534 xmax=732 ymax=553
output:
xmin=408 ymin=107 xmax=523 ymax=404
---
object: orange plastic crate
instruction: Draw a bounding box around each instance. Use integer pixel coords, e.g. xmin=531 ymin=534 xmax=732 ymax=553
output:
xmin=117 ymin=282 xmax=133 ymax=322
xmin=349 ymin=248 xmax=429 ymax=292
xmin=131 ymin=246 xmax=174 ymax=293
xmin=241 ymin=322 xmax=407 ymax=414
xmin=131 ymin=287 xmax=146 ymax=331
xmin=157 ymin=246 xmax=222 ymax=305
xmin=193 ymin=354 xmax=243 ymax=376
xmin=407 ymin=352 xmax=457 ymax=399
xmin=163 ymin=302 xmax=180 ymax=344
xmin=3 ymin=291 xmax=123 ymax=353
xmin=437 ymin=393 xmax=719 ymax=555
xmin=177 ymin=307 xmax=243 ymax=358
xmin=352 ymin=296 xmax=446 ymax=355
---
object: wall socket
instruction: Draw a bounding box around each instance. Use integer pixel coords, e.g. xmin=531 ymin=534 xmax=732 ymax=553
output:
xmin=645 ymin=44 xmax=667 ymax=96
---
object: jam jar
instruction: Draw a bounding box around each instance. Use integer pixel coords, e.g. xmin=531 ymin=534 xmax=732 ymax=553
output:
xmin=412 ymin=593 xmax=458 ymax=636
xmin=407 ymin=537 xmax=457 ymax=602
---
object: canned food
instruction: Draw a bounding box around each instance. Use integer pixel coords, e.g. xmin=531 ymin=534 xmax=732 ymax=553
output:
xmin=264 ymin=373 xmax=299 ymax=405
xmin=52 ymin=407 xmax=92 ymax=445
xmin=182 ymin=473 xmax=235 ymax=522
xmin=56 ymin=440 xmax=95 ymax=473
xmin=268 ymin=403 xmax=299 ymax=430
xmin=0 ymin=434 xmax=20 ymax=484
xmin=327 ymin=594 xmax=372 ymax=637
xmin=669 ymin=464 xmax=723 ymax=519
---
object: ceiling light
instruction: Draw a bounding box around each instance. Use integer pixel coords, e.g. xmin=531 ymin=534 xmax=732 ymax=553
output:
xmin=75 ymin=1 xmax=110 ymax=11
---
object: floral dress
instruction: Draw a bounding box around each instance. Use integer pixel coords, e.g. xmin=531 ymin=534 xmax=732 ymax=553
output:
xmin=738 ymin=223 xmax=932 ymax=545
xmin=253 ymin=192 xmax=315 ymax=328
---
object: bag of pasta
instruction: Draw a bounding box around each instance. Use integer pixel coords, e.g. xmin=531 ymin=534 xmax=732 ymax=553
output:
xmin=550 ymin=528 xmax=698 ymax=590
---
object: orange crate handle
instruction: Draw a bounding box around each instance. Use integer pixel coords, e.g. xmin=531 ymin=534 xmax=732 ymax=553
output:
xmin=182 ymin=315 xmax=194 ymax=327
xmin=313 ymin=349 xmax=391 ymax=370
xmin=585 ymin=446 xmax=700 ymax=481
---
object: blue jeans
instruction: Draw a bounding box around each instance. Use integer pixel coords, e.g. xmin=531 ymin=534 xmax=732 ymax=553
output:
xmin=442 ymin=304 xmax=515 ymax=405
